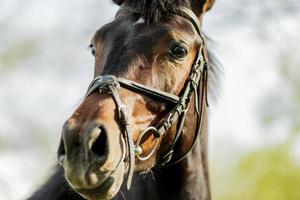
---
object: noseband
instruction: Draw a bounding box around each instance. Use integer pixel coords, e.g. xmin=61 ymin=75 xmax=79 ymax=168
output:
xmin=85 ymin=7 xmax=209 ymax=189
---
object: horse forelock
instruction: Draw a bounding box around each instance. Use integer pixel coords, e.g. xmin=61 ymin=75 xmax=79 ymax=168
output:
xmin=113 ymin=0 xmax=191 ymax=24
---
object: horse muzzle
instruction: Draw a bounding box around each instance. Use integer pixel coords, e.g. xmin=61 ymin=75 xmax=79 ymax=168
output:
xmin=57 ymin=121 xmax=126 ymax=200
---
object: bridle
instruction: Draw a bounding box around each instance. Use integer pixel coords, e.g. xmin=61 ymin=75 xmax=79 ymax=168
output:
xmin=84 ymin=7 xmax=209 ymax=190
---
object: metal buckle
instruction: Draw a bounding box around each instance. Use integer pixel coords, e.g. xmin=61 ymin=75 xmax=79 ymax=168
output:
xmin=118 ymin=104 xmax=127 ymax=120
xmin=160 ymin=150 xmax=174 ymax=166
xmin=167 ymin=113 xmax=173 ymax=126
xmin=135 ymin=127 xmax=160 ymax=161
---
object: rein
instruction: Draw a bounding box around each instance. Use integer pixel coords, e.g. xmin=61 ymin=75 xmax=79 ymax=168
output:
xmin=84 ymin=7 xmax=209 ymax=190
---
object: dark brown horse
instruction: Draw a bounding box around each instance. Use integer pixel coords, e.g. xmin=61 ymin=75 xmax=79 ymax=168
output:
xmin=29 ymin=0 xmax=220 ymax=199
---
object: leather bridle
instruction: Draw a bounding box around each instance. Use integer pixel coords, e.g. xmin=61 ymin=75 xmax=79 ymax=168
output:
xmin=84 ymin=7 xmax=209 ymax=190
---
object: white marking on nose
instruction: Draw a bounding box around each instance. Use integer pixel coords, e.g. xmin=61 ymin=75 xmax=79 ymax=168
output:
xmin=134 ymin=17 xmax=145 ymax=25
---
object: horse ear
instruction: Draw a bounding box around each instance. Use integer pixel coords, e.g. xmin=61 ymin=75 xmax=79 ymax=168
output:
xmin=190 ymin=0 xmax=215 ymax=19
xmin=113 ymin=0 xmax=123 ymax=5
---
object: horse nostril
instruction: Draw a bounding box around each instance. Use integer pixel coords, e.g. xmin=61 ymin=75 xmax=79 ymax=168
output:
xmin=89 ymin=127 xmax=108 ymax=158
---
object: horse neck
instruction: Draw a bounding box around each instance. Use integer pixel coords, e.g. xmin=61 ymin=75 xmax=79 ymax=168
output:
xmin=155 ymin=108 xmax=210 ymax=200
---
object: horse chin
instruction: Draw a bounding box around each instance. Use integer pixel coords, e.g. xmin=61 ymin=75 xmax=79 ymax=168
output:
xmin=74 ymin=163 xmax=125 ymax=200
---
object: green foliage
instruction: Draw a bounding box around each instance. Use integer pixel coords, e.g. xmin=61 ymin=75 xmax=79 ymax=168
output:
xmin=0 ymin=38 xmax=38 ymax=71
xmin=257 ymin=47 xmax=300 ymax=136
xmin=0 ymin=135 xmax=9 ymax=149
xmin=215 ymin=143 xmax=300 ymax=200
xmin=214 ymin=42 xmax=300 ymax=200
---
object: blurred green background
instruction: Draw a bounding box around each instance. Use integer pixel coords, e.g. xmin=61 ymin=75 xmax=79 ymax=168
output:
xmin=0 ymin=0 xmax=299 ymax=199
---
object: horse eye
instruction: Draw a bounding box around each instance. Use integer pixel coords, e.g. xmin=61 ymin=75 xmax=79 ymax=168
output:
xmin=89 ymin=44 xmax=96 ymax=56
xmin=169 ymin=44 xmax=188 ymax=59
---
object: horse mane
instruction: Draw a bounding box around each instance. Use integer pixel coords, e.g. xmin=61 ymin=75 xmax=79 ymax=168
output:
xmin=113 ymin=0 xmax=191 ymax=23
xmin=206 ymin=39 xmax=223 ymax=104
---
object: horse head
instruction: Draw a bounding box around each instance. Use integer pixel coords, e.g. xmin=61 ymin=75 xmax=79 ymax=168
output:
xmin=57 ymin=1 xmax=215 ymax=199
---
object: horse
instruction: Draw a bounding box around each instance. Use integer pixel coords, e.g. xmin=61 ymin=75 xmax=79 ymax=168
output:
xmin=29 ymin=0 xmax=220 ymax=199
